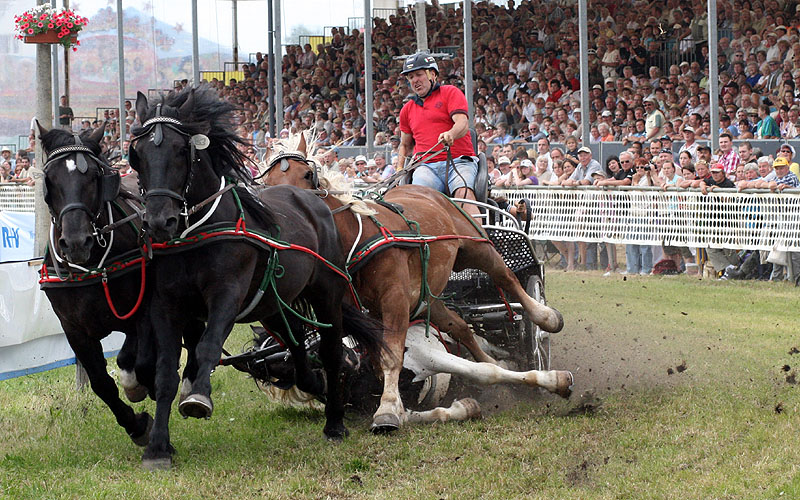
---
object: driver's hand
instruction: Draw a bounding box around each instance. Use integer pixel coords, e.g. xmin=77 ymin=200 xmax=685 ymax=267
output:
xmin=438 ymin=131 xmax=455 ymax=146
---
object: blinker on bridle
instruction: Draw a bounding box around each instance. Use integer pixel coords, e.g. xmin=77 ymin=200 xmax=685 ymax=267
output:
xmin=264 ymin=151 xmax=319 ymax=188
xmin=130 ymin=103 xmax=210 ymax=208
xmin=43 ymin=133 xmax=121 ymax=227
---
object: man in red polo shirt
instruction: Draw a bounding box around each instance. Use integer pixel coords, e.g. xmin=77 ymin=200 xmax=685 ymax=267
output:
xmin=398 ymin=52 xmax=479 ymax=215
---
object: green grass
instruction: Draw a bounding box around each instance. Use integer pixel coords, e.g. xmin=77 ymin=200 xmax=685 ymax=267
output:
xmin=1 ymin=272 xmax=799 ymax=499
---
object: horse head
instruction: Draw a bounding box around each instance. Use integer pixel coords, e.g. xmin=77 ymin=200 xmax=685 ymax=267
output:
xmin=131 ymin=86 xmax=251 ymax=243
xmin=131 ymin=89 xmax=206 ymax=242
xmin=39 ymin=121 xmax=120 ymax=264
xmin=263 ymin=131 xmax=318 ymax=189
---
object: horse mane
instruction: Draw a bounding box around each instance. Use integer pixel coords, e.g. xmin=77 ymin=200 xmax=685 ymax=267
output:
xmin=135 ymin=85 xmax=276 ymax=231
xmin=40 ymin=127 xmax=103 ymax=156
xmin=256 ymin=129 xmax=319 ymax=177
xmin=263 ymin=131 xmax=377 ymax=216
xmin=317 ymin=167 xmax=377 ymax=216
xmin=134 ymin=85 xmax=254 ymax=184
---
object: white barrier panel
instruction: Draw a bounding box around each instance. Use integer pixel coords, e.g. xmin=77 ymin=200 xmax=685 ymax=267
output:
xmin=0 ymin=185 xmax=35 ymax=212
xmin=0 ymin=260 xmax=124 ymax=380
xmin=0 ymin=211 xmax=35 ymax=262
xmin=494 ymin=187 xmax=800 ymax=252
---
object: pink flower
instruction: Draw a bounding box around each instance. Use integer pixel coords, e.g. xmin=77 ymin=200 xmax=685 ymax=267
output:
xmin=48 ymin=23 xmax=54 ymax=28
xmin=57 ymin=32 xmax=64 ymax=38
xmin=67 ymin=23 xmax=73 ymax=28
xmin=73 ymin=47 xmax=77 ymax=52
xmin=40 ymin=14 xmax=47 ymax=19
xmin=37 ymin=22 xmax=43 ymax=27
xmin=27 ymin=29 xmax=34 ymax=34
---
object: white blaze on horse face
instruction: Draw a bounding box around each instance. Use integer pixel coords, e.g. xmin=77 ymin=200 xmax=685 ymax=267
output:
xmin=66 ymin=159 xmax=77 ymax=173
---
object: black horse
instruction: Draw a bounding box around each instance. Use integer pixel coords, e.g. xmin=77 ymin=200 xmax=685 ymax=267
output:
xmin=130 ymin=86 xmax=384 ymax=469
xmin=37 ymin=123 xmax=202 ymax=448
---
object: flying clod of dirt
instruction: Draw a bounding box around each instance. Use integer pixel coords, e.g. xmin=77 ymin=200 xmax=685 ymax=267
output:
xmin=565 ymin=391 xmax=602 ymax=416
xmin=789 ymin=347 xmax=799 ymax=355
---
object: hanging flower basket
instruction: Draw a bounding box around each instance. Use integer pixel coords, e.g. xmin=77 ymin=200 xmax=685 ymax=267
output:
xmin=24 ymin=31 xmax=77 ymax=45
xmin=13 ymin=5 xmax=87 ymax=51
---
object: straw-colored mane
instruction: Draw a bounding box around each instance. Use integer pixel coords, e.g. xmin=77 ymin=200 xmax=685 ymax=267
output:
xmin=260 ymin=130 xmax=377 ymax=216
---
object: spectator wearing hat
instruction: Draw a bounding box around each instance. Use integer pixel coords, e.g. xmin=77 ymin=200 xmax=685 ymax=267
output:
xmin=353 ymin=155 xmax=368 ymax=178
xmin=701 ymin=163 xmax=735 ymax=194
xmin=492 ymin=156 xmax=513 ymax=185
xmin=678 ymin=126 xmax=699 ymax=160
xmin=0 ymin=147 xmax=15 ymax=170
xmin=775 ymin=144 xmax=800 ymax=176
xmin=766 ymin=156 xmax=800 ymax=192
xmin=643 ymin=97 xmax=665 ymax=142
xmin=508 ymin=159 xmax=538 ymax=186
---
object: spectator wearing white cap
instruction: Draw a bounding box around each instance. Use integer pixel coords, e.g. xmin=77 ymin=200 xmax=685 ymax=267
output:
xmin=493 ymin=156 xmax=516 ymax=187
xmin=508 ymin=158 xmax=538 ymax=186
xmin=0 ymin=147 xmax=15 ymax=170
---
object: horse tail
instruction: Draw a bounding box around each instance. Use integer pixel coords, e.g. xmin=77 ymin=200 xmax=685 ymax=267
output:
xmin=341 ymin=303 xmax=390 ymax=363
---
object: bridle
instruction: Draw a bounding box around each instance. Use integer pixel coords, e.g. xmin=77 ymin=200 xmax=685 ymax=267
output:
xmin=130 ymin=105 xmax=232 ymax=238
xmin=129 ymin=106 xmax=207 ymax=212
xmin=263 ymin=151 xmax=320 ymax=189
xmin=43 ymin=134 xmax=121 ymax=228
xmin=42 ymin=134 xmax=124 ymax=276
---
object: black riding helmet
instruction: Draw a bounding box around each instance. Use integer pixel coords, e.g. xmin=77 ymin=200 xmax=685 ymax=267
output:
xmin=400 ymin=52 xmax=439 ymax=75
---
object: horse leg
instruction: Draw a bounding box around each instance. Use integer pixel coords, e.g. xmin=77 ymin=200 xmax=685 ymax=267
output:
xmin=406 ymin=398 xmax=482 ymax=424
xmin=370 ymin=284 xmax=412 ymax=433
xmin=460 ymin=242 xmax=564 ymax=333
xmin=406 ymin=339 xmax=573 ymax=398
xmin=63 ymin=330 xmax=153 ymax=446
xmin=179 ymin=318 xmax=204 ymax=406
xmin=179 ymin=294 xmax=242 ymax=420
xmin=427 ymin=300 xmax=497 ymax=363
xmin=310 ymin=298 xmax=348 ymax=440
xmin=117 ymin=333 xmax=148 ymax=403
xmin=142 ymin=300 xmax=183 ymax=470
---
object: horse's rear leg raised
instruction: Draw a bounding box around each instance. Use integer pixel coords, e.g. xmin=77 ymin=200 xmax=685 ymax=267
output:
xmin=460 ymin=242 xmax=564 ymax=333
xmin=427 ymin=300 xmax=497 ymax=363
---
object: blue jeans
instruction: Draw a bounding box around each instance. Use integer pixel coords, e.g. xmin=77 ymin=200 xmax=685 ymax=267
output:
xmin=625 ymin=244 xmax=653 ymax=274
xmin=412 ymin=155 xmax=478 ymax=195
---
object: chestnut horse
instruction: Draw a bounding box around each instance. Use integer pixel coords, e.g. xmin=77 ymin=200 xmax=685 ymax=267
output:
xmin=263 ymin=135 xmax=571 ymax=433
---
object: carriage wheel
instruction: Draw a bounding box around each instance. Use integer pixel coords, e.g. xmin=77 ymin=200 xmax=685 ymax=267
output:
xmin=521 ymin=275 xmax=550 ymax=371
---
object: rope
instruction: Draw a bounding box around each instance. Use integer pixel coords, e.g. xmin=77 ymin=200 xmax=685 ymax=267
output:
xmin=102 ymin=257 xmax=147 ymax=320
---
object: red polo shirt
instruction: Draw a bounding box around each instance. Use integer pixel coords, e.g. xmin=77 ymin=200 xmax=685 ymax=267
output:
xmin=399 ymin=84 xmax=474 ymax=162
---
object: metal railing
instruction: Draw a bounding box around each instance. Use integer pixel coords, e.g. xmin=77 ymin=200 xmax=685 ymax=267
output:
xmin=494 ymin=186 xmax=800 ymax=252
xmin=0 ymin=185 xmax=35 ymax=212
xmin=6 ymin=184 xmax=799 ymax=252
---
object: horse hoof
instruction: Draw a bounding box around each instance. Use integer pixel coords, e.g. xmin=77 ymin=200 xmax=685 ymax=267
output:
xmin=178 ymin=394 xmax=213 ymax=419
xmin=370 ymin=413 xmax=401 ymax=434
xmin=454 ymin=398 xmax=482 ymax=420
xmin=124 ymin=385 xmax=149 ymax=403
xmin=553 ymin=371 xmax=574 ymax=399
xmin=548 ymin=309 xmax=564 ymax=333
xmin=142 ymin=457 xmax=172 ymax=471
xmin=129 ymin=412 xmax=154 ymax=447
xmin=324 ymin=426 xmax=350 ymax=441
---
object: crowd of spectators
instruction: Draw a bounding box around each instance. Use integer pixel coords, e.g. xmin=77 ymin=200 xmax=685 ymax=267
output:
xmin=11 ymin=0 xmax=800 ymax=280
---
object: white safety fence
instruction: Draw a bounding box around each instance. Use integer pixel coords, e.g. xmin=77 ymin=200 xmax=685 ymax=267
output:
xmin=0 ymin=186 xmax=122 ymax=380
xmin=0 ymin=184 xmax=35 ymax=212
xmin=494 ymin=186 xmax=800 ymax=252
